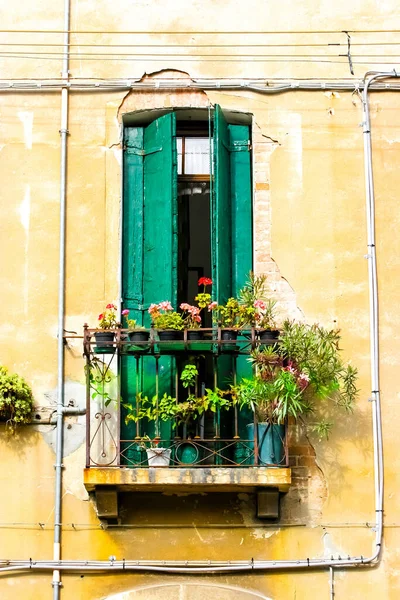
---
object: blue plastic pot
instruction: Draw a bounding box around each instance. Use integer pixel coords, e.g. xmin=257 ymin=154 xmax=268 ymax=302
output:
xmin=246 ymin=423 xmax=285 ymax=466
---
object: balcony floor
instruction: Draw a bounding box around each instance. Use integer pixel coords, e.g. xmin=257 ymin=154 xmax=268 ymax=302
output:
xmin=84 ymin=466 xmax=291 ymax=493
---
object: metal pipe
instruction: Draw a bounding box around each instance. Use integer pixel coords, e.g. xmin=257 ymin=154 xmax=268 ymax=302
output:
xmin=0 ymin=69 xmax=395 ymax=584
xmin=0 ymin=77 xmax=400 ymax=93
xmin=330 ymin=567 xmax=335 ymax=600
xmin=52 ymin=0 xmax=71 ymax=596
xmin=361 ymin=69 xmax=399 ymax=559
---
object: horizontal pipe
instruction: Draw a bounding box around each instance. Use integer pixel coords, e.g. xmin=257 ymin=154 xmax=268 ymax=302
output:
xmin=0 ymin=77 xmax=399 ymax=93
xmin=0 ymin=554 xmax=379 ymax=574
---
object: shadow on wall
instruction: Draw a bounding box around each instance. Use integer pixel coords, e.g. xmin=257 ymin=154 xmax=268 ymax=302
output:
xmin=104 ymin=581 xmax=272 ymax=600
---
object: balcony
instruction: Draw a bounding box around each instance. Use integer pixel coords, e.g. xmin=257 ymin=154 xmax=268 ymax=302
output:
xmin=82 ymin=326 xmax=291 ymax=501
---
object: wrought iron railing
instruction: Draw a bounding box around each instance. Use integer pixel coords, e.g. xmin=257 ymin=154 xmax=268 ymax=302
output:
xmin=83 ymin=326 xmax=289 ymax=469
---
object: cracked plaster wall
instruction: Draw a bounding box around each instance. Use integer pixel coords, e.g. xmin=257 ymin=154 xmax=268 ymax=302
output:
xmin=0 ymin=67 xmax=400 ymax=599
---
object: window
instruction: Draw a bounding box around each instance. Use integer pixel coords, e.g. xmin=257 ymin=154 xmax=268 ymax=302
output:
xmin=121 ymin=106 xmax=253 ymax=455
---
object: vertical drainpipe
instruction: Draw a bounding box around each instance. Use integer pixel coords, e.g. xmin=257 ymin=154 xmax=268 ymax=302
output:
xmin=362 ymin=70 xmax=399 ymax=561
xmin=52 ymin=0 xmax=70 ymax=597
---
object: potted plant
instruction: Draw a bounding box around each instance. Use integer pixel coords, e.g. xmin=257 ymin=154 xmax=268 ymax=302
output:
xmin=95 ymin=303 xmax=118 ymax=351
xmin=209 ymin=297 xmax=244 ymax=343
xmin=233 ymin=322 xmax=358 ymax=465
xmin=121 ymin=309 xmax=150 ymax=343
xmin=123 ymin=364 xmax=232 ymax=466
xmin=179 ymin=303 xmax=202 ymax=340
xmin=239 ymin=272 xmax=280 ymax=344
xmin=134 ymin=435 xmax=172 ymax=467
xmin=148 ymin=301 xmax=184 ymax=341
xmin=0 ymin=365 xmax=34 ymax=432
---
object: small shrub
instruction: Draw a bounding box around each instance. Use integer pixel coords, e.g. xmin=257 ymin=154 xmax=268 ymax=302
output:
xmin=0 ymin=366 xmax=34 ymax=430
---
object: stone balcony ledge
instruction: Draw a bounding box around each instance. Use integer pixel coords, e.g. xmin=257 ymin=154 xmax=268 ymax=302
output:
xmin=84 ymin=466 xmax=291 ymax=494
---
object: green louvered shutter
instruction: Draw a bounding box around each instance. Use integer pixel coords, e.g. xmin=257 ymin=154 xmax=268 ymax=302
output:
xmin=121 ymin=113 xmax=177 ymax=456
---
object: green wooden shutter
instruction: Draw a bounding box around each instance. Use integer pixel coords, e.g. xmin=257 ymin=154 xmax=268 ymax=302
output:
xmin=143 ymin=113 xmax=178 ymax=312
xmin=228 ymin=123 xmax=253 ymax=439
xmin=212 ymin=108 xmax=253 ymax=300
xmin=212 ymin=106 xmax=253 ymax=442
xmin=229 ymin=124 xmax=253 ymax=296
xmin=121 ymin=113 xmax=177 ymax=455
xmin=212 ymin=105 xmax=232 ymax=304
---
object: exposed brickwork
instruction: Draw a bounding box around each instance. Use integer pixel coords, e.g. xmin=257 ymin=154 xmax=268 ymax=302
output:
xmin=253 ymin=122 xmax=303 ymax=323
xmin=252 ymin=123 xmax=327 ymax=522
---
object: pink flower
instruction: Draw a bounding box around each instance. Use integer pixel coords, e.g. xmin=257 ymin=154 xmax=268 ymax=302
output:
xmin=298 ymin=373 xmax=310 ymax=390
xmin=121 ymin=309 xmax=130 ymax=316
xmin=158 ymin=301 xmax=173 ymax=311
xmin=207 ymin=301 xmax=218 ymax=311
xmin=193 ymin=314 xmax=202 ymax=323
xmin=254 ymin=299 xmax=266 ymax=310
xmin=180 ymin=303 xmax=191 ymax=311
xmin=148 ymin=304 xmax=159 ymax=315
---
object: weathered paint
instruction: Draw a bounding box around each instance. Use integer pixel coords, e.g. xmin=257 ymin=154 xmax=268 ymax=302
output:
xmin=0 ymin=2 xmax=400 ymax=599
xmin=83 ymin=466 xmax=291 ymax=493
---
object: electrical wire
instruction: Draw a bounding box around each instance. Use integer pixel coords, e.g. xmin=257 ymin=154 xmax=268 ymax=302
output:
xmin=2 ymin=28 xmax=400 ymax=34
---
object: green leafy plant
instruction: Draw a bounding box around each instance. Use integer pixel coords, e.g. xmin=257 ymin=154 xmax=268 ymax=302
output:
xmin=232 ymin=320 xmax=358 ymax=437
xmin=120 ymin=309 xmax=146 ymax=330
xmin=124 ymin=364 xmax=232 ymax=428
xmin=134 ymin=434 xmax=161 ymax=450
xmin=238 ymin=272 xmax=278 ymax=330
xmin=0 ymin=365 xmax=34 ymax=430
xmin=210 ymin=297 xmax=245 ymax=329
xmin=148 ymin=301 xmax=184 ymax=331
xmin=180 ymin=364 xmax=198 ymax=389
xmin=84 ymin=357 xmax=116 ymax=407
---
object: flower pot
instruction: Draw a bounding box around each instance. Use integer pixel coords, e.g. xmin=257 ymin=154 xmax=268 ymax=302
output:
xmin=94 ymin=331 xmax=115 ymax=353
xmin=220 ymin=329 xmax=238 ymax=352
xmin=157 ymin=330 xmax=184 ymax=342
xmin=258 ymin=329 xmax=280 ymax=345
xmin=221 ymin=329 xmax=238 ymax=341
xmin=146 ymin=448 xmax=171 ymax=467
xmin=129 ymin=330 xmax=150 ymax=343
xmin=187 ymin=330 xmax=203 ymax=341
xmin=246 ymin=423 xmax=285 ymax=466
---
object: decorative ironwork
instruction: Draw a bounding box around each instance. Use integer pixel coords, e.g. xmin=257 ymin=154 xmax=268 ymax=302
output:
xmin=82 ymin=325 xmax=288 ymax=469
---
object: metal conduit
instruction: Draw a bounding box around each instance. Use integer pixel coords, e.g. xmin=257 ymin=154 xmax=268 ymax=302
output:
xmin=0 ymin=77 xmax=399 ymax=93
xmin=52 ymin=0 xmax=70 ymax=596
xmin=0 ymin=70 xmax=396 ymax=589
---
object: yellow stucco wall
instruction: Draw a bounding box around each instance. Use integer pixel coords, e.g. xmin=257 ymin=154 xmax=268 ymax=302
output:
xmin=1 ymin=1 xmax=400 ymax=599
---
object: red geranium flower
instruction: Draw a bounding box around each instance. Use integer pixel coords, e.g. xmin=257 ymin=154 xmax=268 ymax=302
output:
xmin=198 ymin=277 xmax=213 ymax=287
xmin=98 ymin=313 xmax=104 ymax=321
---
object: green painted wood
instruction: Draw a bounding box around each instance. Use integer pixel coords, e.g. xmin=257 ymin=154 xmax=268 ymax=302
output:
xmin=123 ymin=127 xmax=144 ymax=324
xmin=212 ymin=105 xmax=232 ymax=305
xmin=229 ymin=124 xmax=253 ymax=440
xmin=121 ymin=127 xmax=145 ymax=460
xmin=121 ymin=114 xmax=177 ymax=456
xmin=229 ymin=124 xmax=253 ymax=296
xmin=143 ymin=113 xmax=178 ymax=314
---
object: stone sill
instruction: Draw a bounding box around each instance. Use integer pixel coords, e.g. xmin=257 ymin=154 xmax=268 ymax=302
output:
xmin=84 ymin=466 xmax=291 ymax=493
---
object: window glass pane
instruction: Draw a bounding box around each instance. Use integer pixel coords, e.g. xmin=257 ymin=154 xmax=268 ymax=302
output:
xmin=185 ymin=138 xmax=210 ymax=174
xmin=177 ymin=137 xmax=183 ymax=174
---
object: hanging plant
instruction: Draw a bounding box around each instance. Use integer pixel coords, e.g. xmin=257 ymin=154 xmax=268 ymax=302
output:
xmin=0 ymin=365 xmax=34 ymax=431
